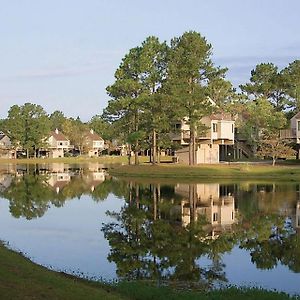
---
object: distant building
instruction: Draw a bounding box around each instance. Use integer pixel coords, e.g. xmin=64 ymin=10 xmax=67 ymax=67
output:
xmin=172 ymin=113 xmax=235 ymax=164
xmin=84 ymin=129 xmax=105 ymax=157
xmin=280 ymin=112 xmax=300 ymax=157
xmin=0 ymin=131 xmax=14 ymax=158
xmin=46 ymin=129 xmax=72 ymax=158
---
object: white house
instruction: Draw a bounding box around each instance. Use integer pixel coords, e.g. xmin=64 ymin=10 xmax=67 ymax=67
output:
xmin=0 ymin=132 xmax=14 ymax=158
xmin=84 ymin=129 xmax=105 ymax=157
xmin=46 ymin=129 xmax=72 ymax=158
xmin=173 ymin=113 xmax=235 ymax=164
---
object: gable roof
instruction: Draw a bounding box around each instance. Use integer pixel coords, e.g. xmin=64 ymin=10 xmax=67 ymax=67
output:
xmin=0 ymin=132 xmax=9 ymax=141
xmin=292 ymin=111 xmax=300 ymax=120
xmin=85 ymin=129 xmax=104 ymax=141
xmin=50 ymin=130 xmax=68 ymax=141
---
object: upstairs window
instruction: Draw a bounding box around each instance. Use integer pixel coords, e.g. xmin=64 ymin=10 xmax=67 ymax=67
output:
xmin=213 ymin=123 xmax=217 ymax=133
xmin=175 ymin=123 xmax=181 ymax=130
xmin=298 ymin=121 xmax=300 ymax=131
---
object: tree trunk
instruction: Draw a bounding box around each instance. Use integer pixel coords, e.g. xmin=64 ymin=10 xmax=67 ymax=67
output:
xmin=153 ymin=184 xmax=157 ymax=221
xmin=135 ymin=141 xmax=139 ymax=165
xmin=157 ymin=147 xmax=161 ymax=164
xmin=189 ymin=126 xmax=196 ymax=165
xmin=152 ymin=129 xmax=157 ymax=165
xmin=189 ymin=184 xmax=197 ymax=224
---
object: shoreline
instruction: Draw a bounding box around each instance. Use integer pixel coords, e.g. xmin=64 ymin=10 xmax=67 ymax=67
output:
xmin=0 ymin=241 xmax=297 ymax=300
xmin=109 ymin=163 xmax=300 ymax=181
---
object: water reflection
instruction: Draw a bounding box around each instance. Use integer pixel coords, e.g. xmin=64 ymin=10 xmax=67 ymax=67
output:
xmin=0 ymin=163 xmax=110 ymax=219
xmin=101 ymin=180 xmax=300 ymax=289
xmin=1 ymin=164 xmax=300 ymax=293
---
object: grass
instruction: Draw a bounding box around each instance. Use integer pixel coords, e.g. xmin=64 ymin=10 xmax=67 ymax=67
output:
xmin=0 ymin=242 xmax=298 ymax=300
xmin=109 ymin=163 xmax=300 ymax=181
xmin=115 ymin=281 xmax=298 ymax=300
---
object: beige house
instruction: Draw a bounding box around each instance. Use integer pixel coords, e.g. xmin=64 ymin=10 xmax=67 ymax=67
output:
xmin=0 ymin=132 xmax=14 ymax=158
xmin=46 ymin=171 xmax=71 ymax=194
xmin=84 ymin=129 xmax=105 ymax=157
xmin=173 ymin=113 xmax=235 ymax=164
xmin=279 ymin=112 xmax=300 ymax=157
xmin=46 ymin=129 xmax=72 ymax=158
xmin=174 ymin=183 xmax=236 ymax=238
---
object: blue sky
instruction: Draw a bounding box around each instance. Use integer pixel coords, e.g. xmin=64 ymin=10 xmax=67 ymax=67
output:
xmin=0 ymin=0 xmax=299 ymax=121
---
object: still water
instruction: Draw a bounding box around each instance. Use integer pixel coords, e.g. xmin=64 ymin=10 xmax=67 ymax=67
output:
xmin=0 ymin=163 xmax=300 ymax=294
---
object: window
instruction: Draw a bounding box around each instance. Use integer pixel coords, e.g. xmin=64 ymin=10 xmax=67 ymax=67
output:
xmin=213 ymin=212 xmax=218 ymax=222
xmin=213 ymin=123 xmax=217 ymax=133
xmin=232 ymin=124 xmax=234 ymax=133
xmin=175 ymin=123 xmax=181 ymax=130
xmin=298 ymin=121 xmax=300 ymax=131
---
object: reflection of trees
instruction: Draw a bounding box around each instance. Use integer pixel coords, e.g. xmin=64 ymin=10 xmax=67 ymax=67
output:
xmin=1 ymin=173 xmax=54 ymax=219
xmin=102 ymin=182 xmax=234 ymax=287
xmin=238 ymin=214 xmax=300 ymax=271
xmin=102 ymin=181 xmax=300 ymax=287
xmin=235 ymin=183 xmax=300 ymax=272
xmin=92 ymin=178 xmax=129 ymax=202
xmin=0 ymin=166 xmax=116 ymax=219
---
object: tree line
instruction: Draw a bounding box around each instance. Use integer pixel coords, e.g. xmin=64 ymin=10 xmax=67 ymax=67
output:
xmin=104 ymin=31 xmax=300 ymax=165
xmin=1 ymin=31 xmax=299 ymax=163
xmin=0 ymin=103 xmax=112 ymax=158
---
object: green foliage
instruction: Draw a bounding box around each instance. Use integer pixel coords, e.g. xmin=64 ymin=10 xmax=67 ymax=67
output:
xmin=239 ymin=98 xmax=287 ymax=154
xmin=5 ymin=103 xmax=50 ymax=156
xmin=49 ymin=110 xmax=66 ymax=131
xmin=240 ymin=63 xmax=290 ymax=111
xmin=62 ymin=118 xmax=89 ymax=153
xmin=88 ymin=115 xmax=112 ymax=140
xmin=281 ymin=60 xmax=300 ymax=113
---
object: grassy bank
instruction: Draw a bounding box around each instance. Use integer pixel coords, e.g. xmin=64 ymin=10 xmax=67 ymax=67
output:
xmin=0 ymin=242 xmax=124 ymax=300
xmin=0 ymin=242 xmax=298 ymax=300
xmin=110 ymin=163 xmax=300 ymax=181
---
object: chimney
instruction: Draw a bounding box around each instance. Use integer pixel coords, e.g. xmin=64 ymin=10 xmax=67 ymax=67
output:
xmin=55 ymin=128 xmax=59 ymax=134
xmin=90 ymin=129 xmax=94 ymax=134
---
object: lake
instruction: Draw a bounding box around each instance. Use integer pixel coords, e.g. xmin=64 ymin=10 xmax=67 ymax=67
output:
xmin=0 ymin=163 xmax=300 ymax=294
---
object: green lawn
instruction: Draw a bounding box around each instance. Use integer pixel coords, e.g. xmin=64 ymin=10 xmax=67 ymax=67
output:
xmin=0 ymin=242 xmax=125 ymax=300
xmin=109 ymin=163 xmax=300 ymax=181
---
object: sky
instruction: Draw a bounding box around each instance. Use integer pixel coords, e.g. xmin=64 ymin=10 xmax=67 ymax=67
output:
xmin=0 ymin=0 xmax=299 ymax=121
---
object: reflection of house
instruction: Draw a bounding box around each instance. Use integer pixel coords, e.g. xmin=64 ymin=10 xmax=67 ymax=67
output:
xmin=173 ymin=113 xmax=235 ymax=164
xmin=0 ymin=132 xmax=14 ymax=158
xmin=85 ymin=163 xmax=107 ymax=191
xmin=0 ymin=173 xmax=13 ymax=192
xmin=174 ymin=183 xmax=236 ymax=238
xmin=296 ymin=202 xmax=300 ymax=232
xmin=46 ymin=129 xmax=72 ymax=158
xmin=47 ymin=172 xmax=71 ymax=194
xmin=84 ymin=129 xmax=105 ymax=157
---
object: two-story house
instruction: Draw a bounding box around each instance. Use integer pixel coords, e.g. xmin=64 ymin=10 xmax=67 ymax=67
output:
xmin=0 ymin=131 xmax=14 ymax=158
xmin=280 ymin=112 xmax=300 ymax=157
xmin=46 ymin=129 xmax=72 ymax=158
xmin=84 ymin=129 xmax=105 ymax=157
xmin=173 ymin=113 xmax=235 ymax=164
